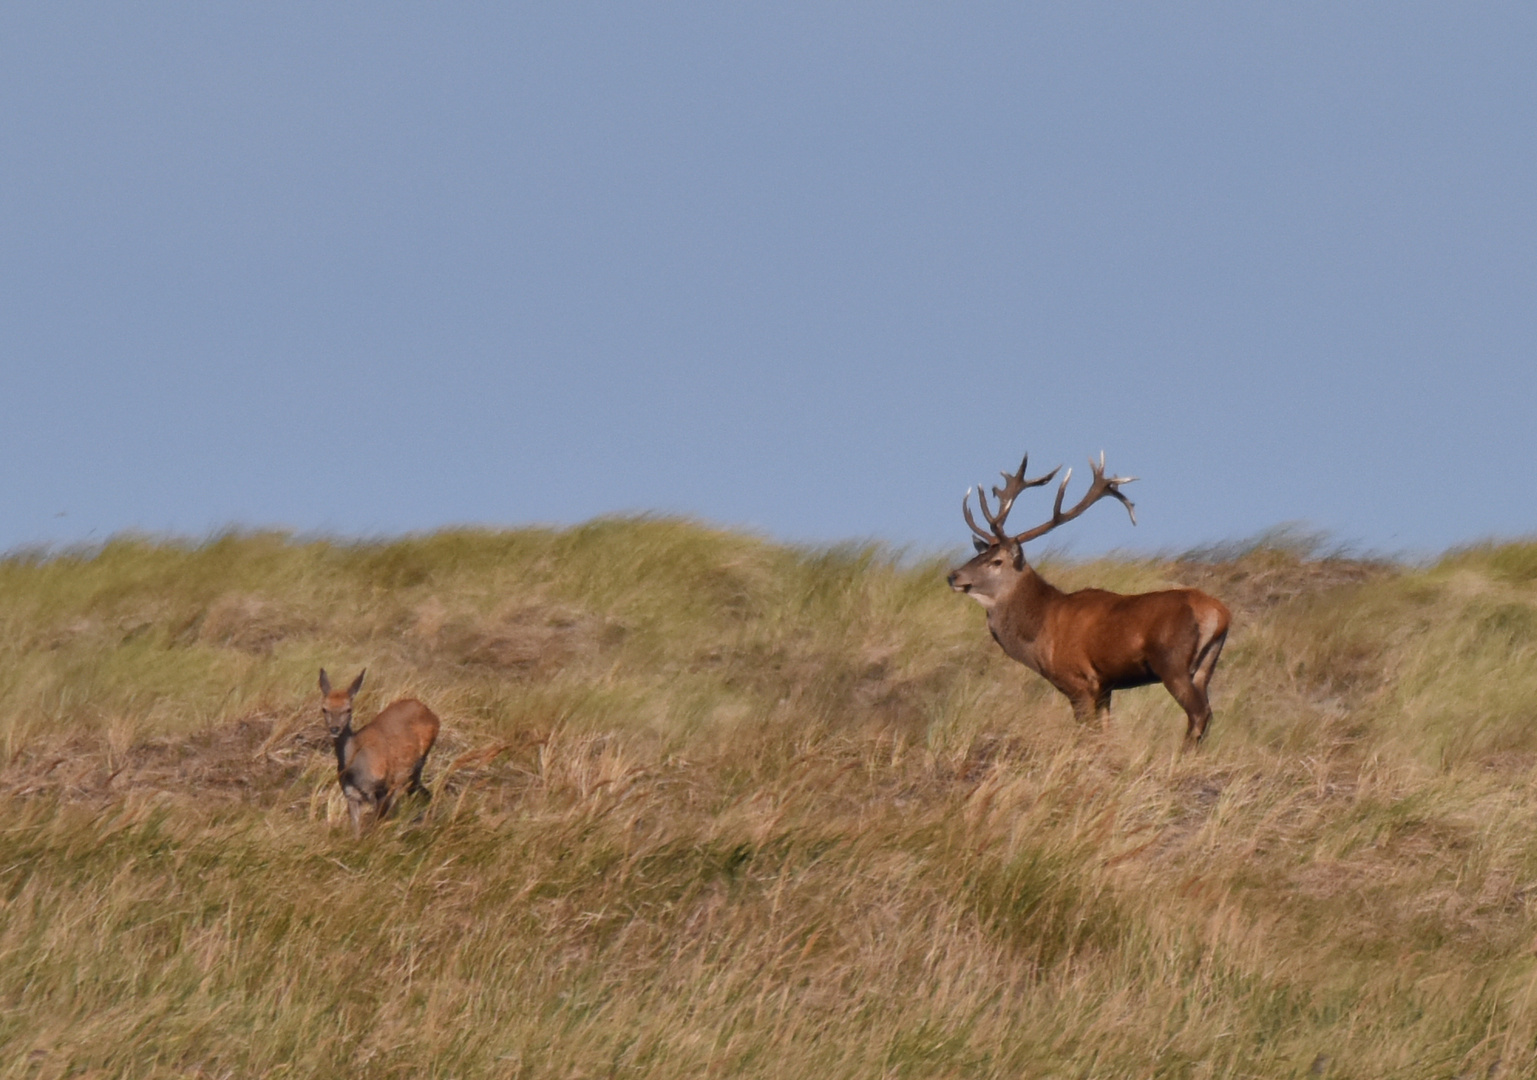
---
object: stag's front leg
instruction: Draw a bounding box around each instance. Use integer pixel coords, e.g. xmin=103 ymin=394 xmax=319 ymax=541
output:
xmin=1066 ymin=690 xmax=1099 ymax=725
xmin=1083 ymin=689 xmax=1115 ymax=734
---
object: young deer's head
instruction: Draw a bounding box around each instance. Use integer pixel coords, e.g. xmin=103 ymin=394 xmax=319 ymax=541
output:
xmin=947 ymin=451 xmax=1138 ymax=607
xmin=318 ymin=668 xmax=366 ymax=738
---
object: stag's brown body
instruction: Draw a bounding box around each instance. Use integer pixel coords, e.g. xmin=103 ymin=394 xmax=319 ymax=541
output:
xmin=949 ymin=452 xmax=1230 ymax=747
xmin=319 ymin=669 xmax=440 ymax=835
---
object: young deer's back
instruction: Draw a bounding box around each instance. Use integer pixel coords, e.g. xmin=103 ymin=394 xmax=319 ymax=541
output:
xmin=344 ymin=698 xmax=440 ymax=795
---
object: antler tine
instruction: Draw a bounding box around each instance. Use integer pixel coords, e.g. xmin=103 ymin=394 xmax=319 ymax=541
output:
xmin=1085 ymin=450 xmax=1138 ymax=525
xmin=1050 ymin=467 xmax=1073 ymax=520
xmin=975 ymin=483 xmax=1011 ymax=536
xmin=982 ymin=454 xmax=1060 ymax=534
xmin=1010 ymin=451 xmax=1139 ymax=545
xmin=1089 ymin=450 xmax=1138 ymax=526
xmin=959 ymin=451 xmax=1066 ymax=546
xmin=961 ymin=487 xmax=995 ymax=543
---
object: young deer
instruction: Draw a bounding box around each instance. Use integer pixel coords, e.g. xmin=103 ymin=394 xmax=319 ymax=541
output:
xmin=948 ymin=452 xmax=1230 ymax=748
xmin=318 ymin=669 xmax=440 ymax=835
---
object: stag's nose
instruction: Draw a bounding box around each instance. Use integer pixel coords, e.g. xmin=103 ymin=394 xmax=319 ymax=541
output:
xmin=946 ymin=570 xmax=966 ymax=591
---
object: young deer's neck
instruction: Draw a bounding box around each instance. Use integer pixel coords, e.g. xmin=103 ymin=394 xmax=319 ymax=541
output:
xmin=332 ymin=722 xmax=355 ymax=773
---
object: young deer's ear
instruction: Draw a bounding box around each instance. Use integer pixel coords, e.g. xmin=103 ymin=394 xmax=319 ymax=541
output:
xmin=347 ymin=669 xmax=366 ymax=700
xmin=319 ymin=669 xmax=331 ymax=696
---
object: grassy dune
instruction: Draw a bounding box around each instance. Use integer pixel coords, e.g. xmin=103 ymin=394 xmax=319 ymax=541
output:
xmin=4 ymin=521 xmax=1537 ymax=1078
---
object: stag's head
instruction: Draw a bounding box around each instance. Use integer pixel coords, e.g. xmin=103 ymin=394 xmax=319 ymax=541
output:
xmin=318 ymin=668 xmax=366 ymax=738
xmin=947 ymin=451 xmax=1138 ymax=607
xmin=947 ymin=537 xmax=1026 ymax=608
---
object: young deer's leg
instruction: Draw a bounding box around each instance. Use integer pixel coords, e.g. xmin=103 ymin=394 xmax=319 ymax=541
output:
xmin=409 ymin=758 xmax=431 ymax=801
xmin=375 ymin=784 xmax=396 ymax=823
xmin=346 ymin=794 xmax=364 ymax=838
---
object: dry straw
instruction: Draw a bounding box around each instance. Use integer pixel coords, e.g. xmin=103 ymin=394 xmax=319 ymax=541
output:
xmin=2 ymin=522 xmax=1536 ymax=1077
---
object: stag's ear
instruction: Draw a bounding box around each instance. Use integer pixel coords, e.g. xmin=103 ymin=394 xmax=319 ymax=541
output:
xmin=319 ymin=669 xmax=331 ymax=696
xmin=1009 ymin=541 xmax=1025 ymax=570
xmin=972 ymin=537 xmax=989 ymax=553
xmin=347 ymin=669 xmax=366 ymax=700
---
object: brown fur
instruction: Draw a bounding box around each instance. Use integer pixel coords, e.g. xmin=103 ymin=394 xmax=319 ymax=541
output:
xmin=319 ymin=669 xmax=440 ymax=835
xmin=950 ymin=453 xmax=1231 ymax=748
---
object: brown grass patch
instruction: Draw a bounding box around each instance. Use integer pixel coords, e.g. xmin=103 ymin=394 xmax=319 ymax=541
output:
xmin=1 ymin=525 xmax=1536 ymax=1078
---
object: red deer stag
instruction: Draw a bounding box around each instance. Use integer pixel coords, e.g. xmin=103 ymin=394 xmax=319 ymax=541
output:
xmin=319 ymin=669 xmax=440 ymax=835
xmin=947 ymin=452 xmax=1230 ymax=748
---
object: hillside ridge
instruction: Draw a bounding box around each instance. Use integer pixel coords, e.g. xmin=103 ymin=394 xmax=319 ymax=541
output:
xmin=3 ymin=522 xmax=1536 ymax=1078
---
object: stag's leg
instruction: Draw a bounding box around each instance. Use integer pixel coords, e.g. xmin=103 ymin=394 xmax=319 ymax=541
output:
xmin=1183 ymin=625 xmax=1228 ymax=746
xmin=1160 ymin=671 xmax=1213 ymax=749
xmin=1076 ymin=688 xmax=1114 ymax=732
xmin=1191 ymin=627 xmax=1228 ymax=696
xmin=1184 ymin=694 xmax=1214 ymax=747
xmin=1068 ymin=693 xmax=1098 ymax=724
xmin=1152 ymin=647 xmax=1212 ymax=746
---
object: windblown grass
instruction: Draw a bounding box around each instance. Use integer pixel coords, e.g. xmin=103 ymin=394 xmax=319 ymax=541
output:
xmin=3 ymin=521 xmax=1537 ymax=1077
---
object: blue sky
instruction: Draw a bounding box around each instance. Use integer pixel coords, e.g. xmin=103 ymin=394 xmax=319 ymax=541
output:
xmin=2 ymin=4 xmax=1534 ymax=557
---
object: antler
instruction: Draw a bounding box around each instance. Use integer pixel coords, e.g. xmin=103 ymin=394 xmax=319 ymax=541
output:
xmin=1011 ymin=451 xmax=1137 ymax=545
xmin=962 ymin=454 xmax=1061 ymax=544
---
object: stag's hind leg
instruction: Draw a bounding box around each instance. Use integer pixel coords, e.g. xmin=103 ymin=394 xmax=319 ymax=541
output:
xmin=1185 ymin=617 xmax=1229 ymax=747
xmin=1191 ymin=626 xmax=1228 ymax=696
xmin=1156 ymin=668 xmax=1213 ymax=749
xmin=1163 ymin=603 xmax=1230 ymax=748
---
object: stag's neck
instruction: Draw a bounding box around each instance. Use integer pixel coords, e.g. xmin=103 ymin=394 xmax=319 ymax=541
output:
xmin=988 ymin=565 xmax=1064 ymax=650
xmin=332 ymin=724 xmax=355 ymax=773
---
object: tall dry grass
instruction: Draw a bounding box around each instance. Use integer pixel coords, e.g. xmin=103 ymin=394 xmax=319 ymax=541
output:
xmin=3 ymin=522 xmax=1537 ymax=1077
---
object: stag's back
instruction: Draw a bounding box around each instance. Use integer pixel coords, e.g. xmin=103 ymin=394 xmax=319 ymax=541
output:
xmin=345 ymin=698 xmax=440 ymax=795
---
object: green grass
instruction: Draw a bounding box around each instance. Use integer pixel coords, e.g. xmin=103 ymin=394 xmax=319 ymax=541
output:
xmin=3 ymin=520 xmax=1537 ymax=1077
